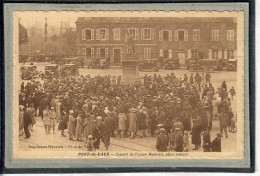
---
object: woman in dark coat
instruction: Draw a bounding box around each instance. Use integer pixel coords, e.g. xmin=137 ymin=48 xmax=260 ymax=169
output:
xmin=58 ymin=109 xmax=68 ymax=137
xmin=137 ymin=109 xmax=147 ymax=137
xmin=191 ymin=120 xmax=201 ymax=150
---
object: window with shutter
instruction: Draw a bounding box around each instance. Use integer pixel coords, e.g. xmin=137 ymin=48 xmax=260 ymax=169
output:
xmin=96 ymin=29 xmax=100 ymax=40
xmin=227 ymin=30 xmax=234 ymax=41
xmin=184 ymin=30 xmax=188 ymax=41
xmin=174 ymin=30 xmax=178 ymax=41
xmin=91 ymin=48 xmax=94 ymax=59
xmin=113 ymin=28 xmax=120 ymax=40
xmin=83 ymin=48 xmax=86 ymax=58
xmin=100 ymin=48 xmax=105 ymax=57
xmin=85 ymin=29 xmax=92 ymax=41
xmin=212 ymin=30 xmax=219 ymax=41
xmin=86 ymin=48 xmax=91 ymax=57
xmin=105 ymin=29 xmax=109 ymax=40
xmin=82 ymin=29 xmax=86 ymax=40
xmin=169 ymin=30 xmax=172 ymax=41
xmin=193 ymin=29 xmax=200 ymax=41
xmin=142 ymin=28 xmax=153 ymax=40
xmin=91 ymin=29 xmax=94 ymax=40
xmin=141 ymin=29 xmax=144 ymax=40
xmin=159 ymin=31 xmax=163 ymax=41
xmin=144 ymin=48 xmax=151 ymax=59
xmin=151 ymin=28 xmax=154 ymax=40
xmin=97 ymin=48 xmax=100 ymax=58
xmin=105 ymin=48 xmax=109 ymax=57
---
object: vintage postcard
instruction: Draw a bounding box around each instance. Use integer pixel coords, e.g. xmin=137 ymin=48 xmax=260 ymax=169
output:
xmin=4 ymin=3 xmax=251 ymax=169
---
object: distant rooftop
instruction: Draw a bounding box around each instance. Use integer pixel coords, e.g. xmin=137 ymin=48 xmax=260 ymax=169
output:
xmin=76 ymin=17 xmax=237 ymax=24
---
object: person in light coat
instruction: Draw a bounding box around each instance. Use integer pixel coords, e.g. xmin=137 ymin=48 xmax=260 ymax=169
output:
xmin=43 ymin=106 xmax=50 ymax=134
xmin=118 ymin=110 xmax=127 ymax=138
xmin=68 ymin=110 xmax=76 ymax=140
xmin=49 ymin=107 xmax=57 ymax=134
xmin=128 ymin=108 xmax=137 ymax=139
xmin=76 ymin=113 xmax=84 ymax=141
xmin=83 ymin=114 xmax=93 ymax=142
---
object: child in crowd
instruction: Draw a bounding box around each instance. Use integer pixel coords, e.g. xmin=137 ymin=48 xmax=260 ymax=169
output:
xmin=86 ymin=135 xmax=97 ymax=151
xmin=183 ymin=131 xmax=189 ymax=152
xmin=168 ymin=129 xmax=175 ymax=149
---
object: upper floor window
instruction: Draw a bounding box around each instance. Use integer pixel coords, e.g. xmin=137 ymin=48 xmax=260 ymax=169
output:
xmin=113 ymin=28 xmax=120 ymax=40
xmin=193 ymin=29 xmax=200 ymax=41
xmin=227 ymin=30 xmax=234 ymax=41
xmin=96 ymin=28 xmax=109 ymax=40
xmin=82 ymin=28 xmax=94 ymax=41
xmin=141 ymin=28 xmax=154 ymax=40
xmin=159 ymin=30 xmax=172 ymax=41
xmin=174 ymin=30 xmax=188 ymax=41
xmin=212 ymin=30 xmax=219 ymax=41
xmin=127 ymin=28 xmax=138 ymax=40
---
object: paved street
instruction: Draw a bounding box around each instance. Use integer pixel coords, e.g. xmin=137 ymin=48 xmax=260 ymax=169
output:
xmin=19 ymin=62 xmax=238 ymax=152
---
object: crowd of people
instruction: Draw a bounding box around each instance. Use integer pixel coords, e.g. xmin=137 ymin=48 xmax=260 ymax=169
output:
xmin=19 ymin=71 xmax=236 ymax=152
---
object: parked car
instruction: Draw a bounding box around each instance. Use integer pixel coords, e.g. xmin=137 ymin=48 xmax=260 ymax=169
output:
xmin=227 ymin=59 xmax=237 ymax=71
xmin=87 ymin=59 xmax=99 ymax=69
xmin=188 ymin=59 xmax=222 ymax=71
xmin=44 ymin=64 xmax=59 ymax=79
xmin=63 ymin=57 xmax=84 ymax=67
xmin=99 ymin=58 xmax=110 ymax=69
xmin=61 ymin=64 xmax=78 ymax=78
xmin=20 ymin=64 xmax=39 ymax=80
xmin=139 ymin=59 xmax=160 ymax=72
xmin=164 ymin=58 xmax=180 ymax=70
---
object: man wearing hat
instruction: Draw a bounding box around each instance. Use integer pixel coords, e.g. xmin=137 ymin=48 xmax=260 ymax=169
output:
xmin=96 ymin=116 xmax=109 ymax=150
xmin=104 ymin=112 xmax=114 ymax=143
xmin=156 ymin=128 xmax=169 ymax=152
xmin=23 ymin=107 xmax=32 ymax=139
xmin=219 ymin=108 xmax=228 ymax=138
xmin=175 ymin=128 xmax=184 ymax=152
xmin=211 ymin=133 xmax=222 ymax=152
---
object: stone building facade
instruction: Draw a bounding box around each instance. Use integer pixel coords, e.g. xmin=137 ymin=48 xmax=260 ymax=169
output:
xmin=75 ymin=17 xmax=237 ymax=66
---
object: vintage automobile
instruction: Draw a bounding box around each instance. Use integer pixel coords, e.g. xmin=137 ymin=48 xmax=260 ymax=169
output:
xmin=63 ymin=57 xmax=84 ymax=67
xmin=99 ymin=58 xmax=110 ymax=69
xmin=44 ymin=64 xmax=59 ymax=79
xmin=61 ymin=64 xmax=78 ymax=78
xmin=188 ymin=59 xmax=222 ymax=71
xmin=19 ymin=54 xmax=28 ymax=63
xmin=164 ymin=58 xmax=180 ymax=70
xmin=139 ymin=59 xmax=160 ymax=72
xmin=227 ymin=59 xmax=237 ymax=71
xmin=20 ymin=64 xmax=39 ymax=80
xmin=87 ymin=59 xmax=99 ymax=69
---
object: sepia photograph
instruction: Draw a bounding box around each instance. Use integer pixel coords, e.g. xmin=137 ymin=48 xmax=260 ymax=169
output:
xmin=3 ymin=3 xmax=251 ymax=169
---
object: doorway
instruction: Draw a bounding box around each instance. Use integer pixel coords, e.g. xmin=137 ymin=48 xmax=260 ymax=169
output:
xmin=178 ymin=52 xmax=186 ymax=66
xmin=113 ymin=48 xmax=122 ymax=65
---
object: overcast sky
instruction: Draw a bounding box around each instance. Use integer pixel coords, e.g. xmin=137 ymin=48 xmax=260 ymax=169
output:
xmin=18 ymin=12 xmax=79 ymax=28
